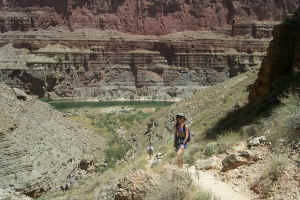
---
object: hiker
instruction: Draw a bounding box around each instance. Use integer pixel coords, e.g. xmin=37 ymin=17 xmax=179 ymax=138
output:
xmin=147 ymin=142 xmax=154 ymax=160
xmin=174 ymin=113 xmax=190 ymax=168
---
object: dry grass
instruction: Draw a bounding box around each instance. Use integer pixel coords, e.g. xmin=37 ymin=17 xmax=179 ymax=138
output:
xmin=145 ymin=169 xmax=193 ymax=200
xmin=40 ymin=68 xmax=300 ymax=200
xmin=251 ymin=154 xmax=288 ymax=198
xmin=128 ymin=71 xmax=259 ymax=161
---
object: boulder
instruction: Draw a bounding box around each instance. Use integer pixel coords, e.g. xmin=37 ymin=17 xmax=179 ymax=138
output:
xmin=195 ymin=156 xmax=219 ymax=170
xmin=115 ymin=170 xmax=155 ymax=200
xmin=221 ymin=154 xmax=249 ymax=172
xmin=247 ymin=136 xmax=267 ymax=147
xmin=238 ymin=150 xmax=258 ymax=162
xmin=13 ymin=87 xmax=29 ymax=101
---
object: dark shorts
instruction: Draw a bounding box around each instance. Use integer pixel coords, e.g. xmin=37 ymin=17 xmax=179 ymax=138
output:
xmin=175 ymin=138 xmax=187 ymax=152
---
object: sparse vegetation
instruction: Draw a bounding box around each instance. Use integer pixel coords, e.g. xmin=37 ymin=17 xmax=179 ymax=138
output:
xmin=40 ymin=70 xmax=300 ymax=200
xmin=252 ymin=154 xmax=288 ymax=198
xmin=94 ymin=111 xmax=152 ymax=130
xmin=192 ymin=190 xmax=213 ymax=200
xmin=216 ymin=130 xmax=244 ymax=153
xmin=203 ymin=142 xmax=218 ymax=157
xmin=48 ymin=100 xmax=173 ymax=111
xmin=98 ymin=134 xmax=132 ymax=173
xmin=145 ymin=170 xmax=193 ymax=200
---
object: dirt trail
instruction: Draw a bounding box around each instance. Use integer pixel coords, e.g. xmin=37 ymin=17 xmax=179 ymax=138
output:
xmin=184 ymin=166 xmax=251 ymax=200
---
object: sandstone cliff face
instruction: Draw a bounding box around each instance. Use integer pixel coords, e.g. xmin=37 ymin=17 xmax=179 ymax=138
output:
xmin=0 ymin=30 xmax=269 ymax=101
xmin=0 ymin=84 xmax=104 ymax=197
xmin=0 ymin=0 xmax=298 ymax=35
xmin=0 ymin=1 xmax=298 ymax=101
xmin=248 ymin=10 xmax=300 ymax=102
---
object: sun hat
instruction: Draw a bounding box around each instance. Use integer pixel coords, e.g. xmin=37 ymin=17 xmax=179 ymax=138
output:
xmin=176 ymin=113 xmax=186 ymax=119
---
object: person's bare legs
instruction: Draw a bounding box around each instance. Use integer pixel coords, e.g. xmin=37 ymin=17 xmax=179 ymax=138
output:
xmin=177 ymin=146 xmax=184 ymax=168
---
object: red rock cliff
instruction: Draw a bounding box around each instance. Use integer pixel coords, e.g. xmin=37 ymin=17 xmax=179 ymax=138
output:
xmin=248 ymin=10 xmax=300 ymax=102
xmin=0 ymin=0 xmax=299 ymax=35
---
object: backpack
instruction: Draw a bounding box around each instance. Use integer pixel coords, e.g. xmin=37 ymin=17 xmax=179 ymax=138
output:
xmin=174 ymin=124 xmax=191 ymax=148
xmin=183 ymin=124 xmax=191 ymax=143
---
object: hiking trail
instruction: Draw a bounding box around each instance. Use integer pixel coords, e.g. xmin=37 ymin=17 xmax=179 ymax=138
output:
xmin=183 ymin=166 xmax=251 ymax=200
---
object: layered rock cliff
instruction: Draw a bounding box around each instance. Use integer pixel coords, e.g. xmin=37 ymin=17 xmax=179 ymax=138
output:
xmin=0 ymin=84 xmax=104 ymax=197
xmin=248 ymin=10 xmax=300 ymax=102
xmin=0 ymin=0 xmax=299 ymax=101
xmin=0 ymin=29 xmax=269 ymax=101
xmin=0 ymin=0 xmax=298 ymax=35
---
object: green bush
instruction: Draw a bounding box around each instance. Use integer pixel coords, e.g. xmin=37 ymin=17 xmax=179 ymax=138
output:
xmin=49 ymin=101 xmax=174 ymax=111
xmin=98 ymin=134 xmax=131 ymax=173
xmin=193 ymin=190 xmax=212 ymax=200
xmin=146 ymin=170 xmax=193 ymax=200
xmin=216 ymin=131 xmax=243 ymax=153
xmin=203 ymin=142 xmax=218 ymax=157
xmin=254 ymin=154 xmax=288 ymax=197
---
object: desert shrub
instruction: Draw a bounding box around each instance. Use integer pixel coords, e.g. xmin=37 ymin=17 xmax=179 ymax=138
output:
xmin=283 ymin=112 xmax=300 ymax=145
xmin=49 ymin=100 xmax=174 ymax=111
xmin=202 ymin=131 xmax=243 ymax=157
xmin=146 ymin=170 xmax=193 ymax=200
xmin=119 ymin=111 xmax=151 ymax=124
xmin=216 ymin=130 xmax=243 ymax=153
xmin=203 ymin=142 xmax=218 ymax=157
xmin=94 ymin=111 xmax=151 ymax=131
xmin=94 ymin=113 xmax=117 ymax=133
xmin=183 ymin=145 xmax=203 ymax=165
xmin=267 ymin=154 xmax=287 ymax=182
xmin=267 ymin=94 xmax=300 ymax=148
xmin=192 ymin=190 xmax=212 ymax=200
xmin=252 ymin=154 xmax=287 ymax=197
xmin=184 ymin=154 xmax=196 ymax=165
xmin=97 ymin=137 xmax=131 ymax=173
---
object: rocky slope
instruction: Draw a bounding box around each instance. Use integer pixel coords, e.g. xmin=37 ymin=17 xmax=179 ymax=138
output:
xmin=0 ymin=84 xmax=105 ymax=198
xmin=0 ymin=0 xmax=298 ymax=35
xmin=249 ymin=9 xmax=300 ymax=102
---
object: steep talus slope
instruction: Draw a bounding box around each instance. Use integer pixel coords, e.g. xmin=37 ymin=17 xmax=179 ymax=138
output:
xmin=249 ymin=9 xmax=300 ymax=102
xmin=0 ymin=0 xmax=298 ymax=34
xmin=0 ymin=84 xmax=105 ymax=197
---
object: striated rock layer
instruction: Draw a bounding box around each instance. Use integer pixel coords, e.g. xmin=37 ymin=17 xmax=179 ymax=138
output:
xmin=0 ymin=29 xmax=270 ymax=101
xmin=0 ymin=0 xmax=298 ymax=35
xmin=0 ymin=1 xmax=298 ymax=101
xmin=248 ymin=10 xmax=300 ymax=102
xmin=0 ymin=84 xmax=104 ymax=197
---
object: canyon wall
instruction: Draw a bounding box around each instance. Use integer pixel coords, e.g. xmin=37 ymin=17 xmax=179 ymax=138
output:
xmin=248 ymin=11 xmax=300 ymax=102
xmin=0 ymin=0 xmax=299 ymax=101
xmin=0 ymin=0 xmax=299 ymax=35
xmin=0 ymin=30 xmax=269 ymax=101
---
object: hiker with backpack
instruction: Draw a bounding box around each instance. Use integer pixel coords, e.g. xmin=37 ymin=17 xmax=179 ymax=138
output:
xmin=174 ymin=113 xmax=190 ymax=168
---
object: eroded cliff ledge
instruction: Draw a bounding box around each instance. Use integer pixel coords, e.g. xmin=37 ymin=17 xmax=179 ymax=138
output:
xmin=0 ymin=0 xmax=298 ymax=101
xmin=0 ymin=0 xmax=298 ymax=35
xmin=0 ymin=28 xmax=270 ymax=101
